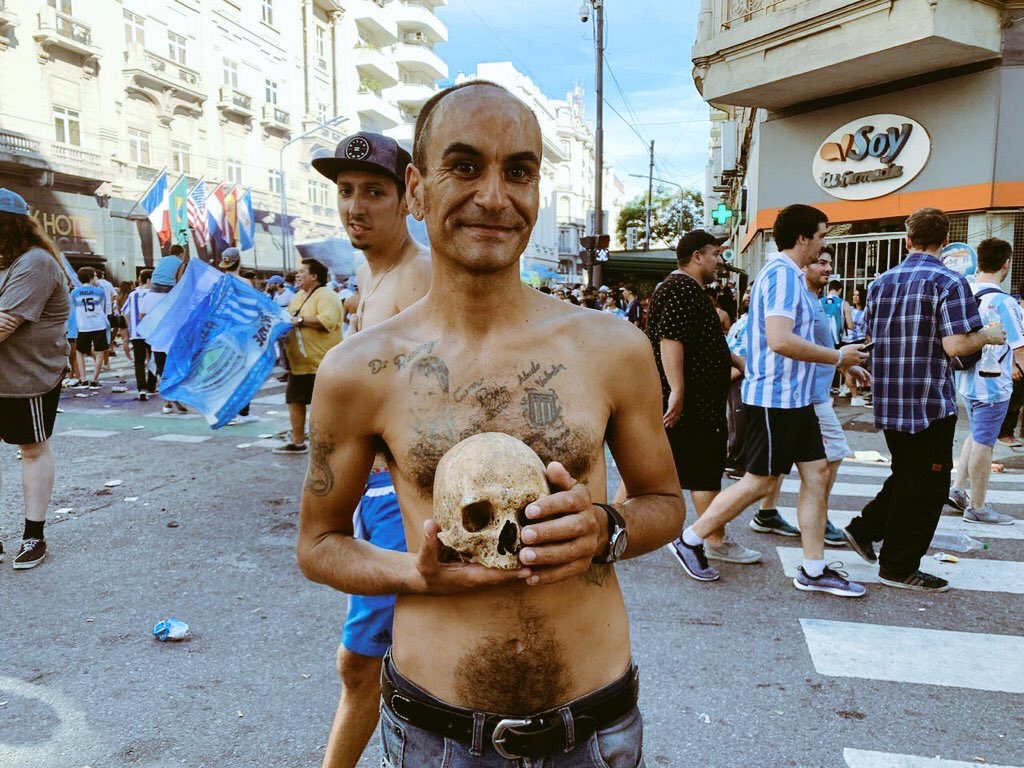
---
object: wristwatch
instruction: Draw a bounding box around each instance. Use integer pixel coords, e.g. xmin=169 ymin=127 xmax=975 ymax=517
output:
xmin=592 ymin=503 xmax=628 ymax=564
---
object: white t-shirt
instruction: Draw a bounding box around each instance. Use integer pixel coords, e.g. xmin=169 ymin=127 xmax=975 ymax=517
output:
xmin=70 ymin=284 xmax=110 ymax=333
xmin=956 ymin=284 xmax=1024 ymax=403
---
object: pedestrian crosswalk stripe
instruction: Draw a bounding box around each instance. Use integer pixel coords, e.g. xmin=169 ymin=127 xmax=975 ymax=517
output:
xmin=800 ymin=619 xmax=1024 ymax=693
xmin=805 ymin=463 xmax=1024 ymax=485
xmin=149 ymin=434 xmax=211 ymax=443
xmin=250 ymin=393 xmax=285 ymax=405
xmin=776 ymin=547 xmax=1024 ymax=594
xmin=59 ymin=429 xmax=118 ymax=438
xmin=844 ymin=749 xmax=1022 ymax=768
xmin=776 ymin=508 xmax=1024 ymax=540
xmin=780 ymin=478 xmax=1022 ymax=505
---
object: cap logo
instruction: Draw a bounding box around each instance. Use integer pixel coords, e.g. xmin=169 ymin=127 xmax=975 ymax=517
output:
xmin=345 ymin=137 xmax=371 ymax=160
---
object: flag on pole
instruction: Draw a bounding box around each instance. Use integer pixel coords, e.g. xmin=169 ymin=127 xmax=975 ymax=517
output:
xmin=168 ymin=174 xmax=190 ymax=246
xmin=224 ymin=185 xmax=240 ymax=247
xmin=206 ymin=183 xmax=227 ymax=249
xmin=237 ymin=188 xmax=255 ymax=252
xmin=138 ymin=169 xmax=169 ymax=239
xmin=186 ymin=177 xmax=208 ymax=247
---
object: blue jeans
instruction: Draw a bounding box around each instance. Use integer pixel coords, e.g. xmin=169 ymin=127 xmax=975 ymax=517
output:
xmin=379 ymin=702 xmax=645 ymax=768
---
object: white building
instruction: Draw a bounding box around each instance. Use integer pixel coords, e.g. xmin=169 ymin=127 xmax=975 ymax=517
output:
xmin=0 ymin=0 xmax=448 ymax=281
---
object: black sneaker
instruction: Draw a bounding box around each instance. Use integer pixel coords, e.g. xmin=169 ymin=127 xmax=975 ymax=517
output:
xmin=138 ymin=392 xmax=149 ymax=401
xmin=272 ymin=442 xmax=308 ymax=455
xmin=13 ymin=538 xmax=46 ymax=570
xmin=749 ymin=510 xmax=800 ymax=537
xmin=842 ymin=526 xmax=877 ymax=564
xmin=879 ymin=569 xmax=950 ymax=593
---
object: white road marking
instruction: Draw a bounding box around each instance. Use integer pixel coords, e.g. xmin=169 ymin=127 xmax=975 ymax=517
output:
xmin=800 ymin=619 xmax=1024 ymax=693
xmin=805 ymin=463 xmax=1024 ymax=485
xmin=844 ymin=748 xmax=1022 ymax=768
xmin=780 ymin=478 xmax=1023 ymax=505
xmin=0 ymin=675 xmax=95 ymax=765
xmin=776 ymin=508 xmax=1024 ymax=540
xmin=149 ymin=433 xmax=211 ymax=443
xmin=58 ymin=429 xmax=117 ymax=438
xmin=776 ymin=547 xmax=1024 ymax=594
xmin=250 ymin=393 xmax=285 ymax=405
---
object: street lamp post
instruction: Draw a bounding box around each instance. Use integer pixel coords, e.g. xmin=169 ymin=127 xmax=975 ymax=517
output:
xmin=278 ymin=114 xmax=349 ymax=272
xmin=580 ymin=0 xmax=604 ymax=286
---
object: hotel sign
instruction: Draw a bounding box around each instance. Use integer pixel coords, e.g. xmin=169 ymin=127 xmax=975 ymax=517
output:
xmin=812 ymin=115 xmax=931 ymax=201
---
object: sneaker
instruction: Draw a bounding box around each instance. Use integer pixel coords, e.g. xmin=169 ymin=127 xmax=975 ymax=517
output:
xmin=13 ymin=538 xmax=46 ymax=570
xmin=63 ymin=377 xmax=80 ymax=388
xmin=838 ymin=385 xmax=851 ymax=397
xmin=842 ymin=525 xmax=877 ymax=563
xmin=229 ymin=414 xmax=260 ymax=425
xmin=946 ymin=488 xmax=970 ymax=512
xmin=749 ymin=510 xmax=800 ymax=537
xmin=879 ymin=569 xmax=950 ymax=592
xmin=272 ymin=442 xmax=309 ymax=455
xmin=174 ymin=402 xmax=188 ymax=413
xmin=704 ymin=537 xmax=762 ymax=564
xmin=824 ymin=519 xmax=848 ymax=547
xmin=88 ymin=381 xmax=101 ymax=390
xmin=161 ymin=403 xmax=174 ymax=414
xmin=850 ymin=396 xmax=867 ymax=407
xmin=793 ymin=564 xmax=866 ymax=598
xmin=963 ymin=506 xmax=1015 ymax=525
xmin=997 ymin=435 xmax=1022 ymax=448
xmin=138 ymin=392 xmax=149 ymax=401
xmin=666 ymin=538 xmax=720 ymax=581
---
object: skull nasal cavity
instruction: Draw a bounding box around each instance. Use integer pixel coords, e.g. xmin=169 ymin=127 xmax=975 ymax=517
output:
xmin=497 ymin=520 xmax=519 ymax=555
xmin=462 ymin=501 xmax=493 ymax=532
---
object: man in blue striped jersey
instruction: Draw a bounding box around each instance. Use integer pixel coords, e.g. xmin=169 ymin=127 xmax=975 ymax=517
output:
xmin=669 ymin=205 xmax=869 ymax=597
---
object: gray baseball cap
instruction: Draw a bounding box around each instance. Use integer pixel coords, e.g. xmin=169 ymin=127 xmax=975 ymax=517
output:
xmin=311 ymin=132 xmax=411 ymax=188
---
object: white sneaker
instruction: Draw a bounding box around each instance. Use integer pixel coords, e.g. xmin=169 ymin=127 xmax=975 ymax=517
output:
xmin=161 ymin=403 xmax=173 ymax=414
xmin=838 ymin=385 xmax=851 ymax=397
xmin=850 ymin=396 xmax=867 ymax=407
xmin=233 ymin=414 xmax=260 ymax=424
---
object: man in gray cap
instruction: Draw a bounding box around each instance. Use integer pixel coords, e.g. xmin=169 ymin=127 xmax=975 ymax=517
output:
xmin=309 ymin=132 xmax=431 ymax=768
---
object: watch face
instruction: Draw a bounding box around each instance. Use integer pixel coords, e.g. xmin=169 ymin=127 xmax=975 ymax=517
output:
xmin=611 ymin=529 xmax=628 ymax=560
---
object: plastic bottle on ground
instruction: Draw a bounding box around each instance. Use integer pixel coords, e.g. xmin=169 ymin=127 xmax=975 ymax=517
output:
xmin=929 ymin=530 xmax=987 ymax=553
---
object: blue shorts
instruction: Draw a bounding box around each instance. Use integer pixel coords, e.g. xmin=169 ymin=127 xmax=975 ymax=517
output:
xmin=964 ymin=397 xmax=1010 ymax=448
xmin=341 ymin=470 xmax=406 ymax=657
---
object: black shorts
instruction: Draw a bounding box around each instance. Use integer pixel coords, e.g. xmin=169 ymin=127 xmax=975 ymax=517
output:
xmin=743 ymin=404 xmax=825 ymax=477
xmin=77 ymin=329 xmax=109 ymax=355
xmin=285 ymin=373 xmax=316 ymax=405
xmin=666 ymin=421 xmax=727 ymax=492
xmin=0 ymin=382 xmax=62 ymax=445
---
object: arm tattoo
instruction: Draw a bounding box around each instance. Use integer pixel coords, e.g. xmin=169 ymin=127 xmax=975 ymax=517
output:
xmin=305 ymin=425 xmax=335 ymax=497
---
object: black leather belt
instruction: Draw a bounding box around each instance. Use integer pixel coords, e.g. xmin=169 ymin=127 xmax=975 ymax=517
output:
xmin=381 ymin=656 xmax=639 ymax=759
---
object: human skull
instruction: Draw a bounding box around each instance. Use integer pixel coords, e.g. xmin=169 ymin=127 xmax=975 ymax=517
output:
xmin=433 ymin=432 xmax=550 ymax=570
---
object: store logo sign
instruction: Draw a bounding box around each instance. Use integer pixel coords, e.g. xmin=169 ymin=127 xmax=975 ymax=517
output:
xmin=812 ymin=115 xmax=930 ymax=201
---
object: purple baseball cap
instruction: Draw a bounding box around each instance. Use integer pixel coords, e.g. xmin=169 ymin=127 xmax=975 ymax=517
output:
xmin=311 ymin=132 xmax=411 ymax=189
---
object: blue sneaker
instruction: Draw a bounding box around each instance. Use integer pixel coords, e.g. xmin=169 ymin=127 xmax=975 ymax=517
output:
xmin=793 ymin=563 xmax=866 ymax=598
xmin=749 ymin=509 xmax=800 ymax=537
xmin=824 ymin=519 xmax=847 ymax=547
xmin=667 ymin=538 xmax=720 ymax=582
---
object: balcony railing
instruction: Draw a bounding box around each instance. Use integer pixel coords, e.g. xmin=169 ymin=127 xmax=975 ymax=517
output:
xmin=220 ymin=85 xmax=252 ymax=110
xmin=49 ymin=142 xmax=102 ymax=166
xmin=0 ymin=129 xmax=41 ymax=155
xmin=51 ymin=9 xmax=91 ymax=45
xmin=134 ymin=49 xmax=200 ymax=88
xmin=719 ymin=0 xmax=810 ymax=30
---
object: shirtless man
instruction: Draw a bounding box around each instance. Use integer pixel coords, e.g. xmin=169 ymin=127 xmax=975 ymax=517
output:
xmin=297 ymin=81 xmax=685 ymax=765
xmin=309 ymin=132 xmax=431 ymax=768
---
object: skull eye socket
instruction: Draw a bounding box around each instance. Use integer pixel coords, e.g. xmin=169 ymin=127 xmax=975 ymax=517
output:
xmin=462 ymin=501 xmax=493 ymax=532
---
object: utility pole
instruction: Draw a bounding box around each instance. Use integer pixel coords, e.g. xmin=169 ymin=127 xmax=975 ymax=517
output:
xmin=645 ymin=140 xmax=654 ymax=251
xmin=583 ymin=0 xmax=605 ymax=287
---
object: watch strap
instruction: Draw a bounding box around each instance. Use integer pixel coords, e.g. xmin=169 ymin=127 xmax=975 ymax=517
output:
xmin=593 ymin=503 xmax=626 ymax=564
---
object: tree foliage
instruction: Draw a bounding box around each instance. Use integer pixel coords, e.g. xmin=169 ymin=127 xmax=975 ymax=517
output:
xmin=616 ymin=186 xmax=703 ymax=250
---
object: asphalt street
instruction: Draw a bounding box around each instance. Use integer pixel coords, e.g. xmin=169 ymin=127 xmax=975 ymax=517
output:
xmin=2 ymin=354 xmax=1022 ymax=768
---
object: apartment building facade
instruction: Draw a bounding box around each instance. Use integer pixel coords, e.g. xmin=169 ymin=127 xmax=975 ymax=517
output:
xmin=695 ymin=0 xmax=1024 ymax=295
xmin=0 ymin=0 xmax=448 ymax=281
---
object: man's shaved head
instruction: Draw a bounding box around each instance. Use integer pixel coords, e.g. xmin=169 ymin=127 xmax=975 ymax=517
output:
xmin=412 ymin=80 xmax=538 ymax=171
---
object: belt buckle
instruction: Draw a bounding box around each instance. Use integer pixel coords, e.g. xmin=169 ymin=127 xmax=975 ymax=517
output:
xmin=491 ymin=717 xmax=534 ymax=759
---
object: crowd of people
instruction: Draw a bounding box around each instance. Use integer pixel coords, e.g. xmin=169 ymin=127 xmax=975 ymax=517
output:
xmin=2 ymin=79 xmax=1023 ymax=767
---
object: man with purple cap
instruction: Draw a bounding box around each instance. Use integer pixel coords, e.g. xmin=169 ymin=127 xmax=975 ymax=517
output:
xmin=308 ymin=132 xmax=431 ymax=768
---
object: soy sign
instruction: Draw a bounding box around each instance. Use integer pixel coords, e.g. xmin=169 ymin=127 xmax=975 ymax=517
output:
xmin=812 ymin=115 xmax=931 ymax=201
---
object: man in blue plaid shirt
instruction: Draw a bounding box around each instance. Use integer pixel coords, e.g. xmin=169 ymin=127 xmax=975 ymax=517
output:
xmin=843 ymin=208 xmax=1006 ymax=592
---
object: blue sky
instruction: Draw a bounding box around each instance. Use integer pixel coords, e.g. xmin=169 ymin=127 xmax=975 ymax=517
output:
xmin=434 ymin=1 xmax=710 ymax=202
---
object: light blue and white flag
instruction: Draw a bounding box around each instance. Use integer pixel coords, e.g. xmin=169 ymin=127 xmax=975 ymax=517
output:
xmin=141 ymin=259 xmax=292 ymax=428
xmin=137 ymin=258 xmax=224 ymax=353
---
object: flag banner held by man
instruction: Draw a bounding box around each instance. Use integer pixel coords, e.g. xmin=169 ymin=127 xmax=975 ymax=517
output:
xmin=140 ymin=259 xmax=292 ymax=428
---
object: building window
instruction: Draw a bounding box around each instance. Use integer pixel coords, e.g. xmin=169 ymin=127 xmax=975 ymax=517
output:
xmin=168 ymin=32 xmax=187 ymax=65
xmin=123 ymin=10 xmax=145 ymax=47
xmin=49 ymin=0 xmax=73 ymax=14
xmin=171 ymin=141 xmax=191 ymax=175
xmin=261 ymin=0 xmax=274 ymax=26
xmin=128 ymin=128 xmax=151 ymax=165
xmin=226 ymin=158 xmax=242 ymax=185
xmin=268 ymin=169 xmax=282 ymax=194
xmin=316 ymin=102 xmax=328 ymax=124
xmin=53 ymin=106 xmax=81 ymax=146
xmin=265 ymin=79 xmax=278 ymax=105
xmin=315 ymin=24 xmax=326 ymax=64
xmin=223 ymin=59 xmax=238 ymax=88
xmin=307 ymin=180 xmax=318 ymax=204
